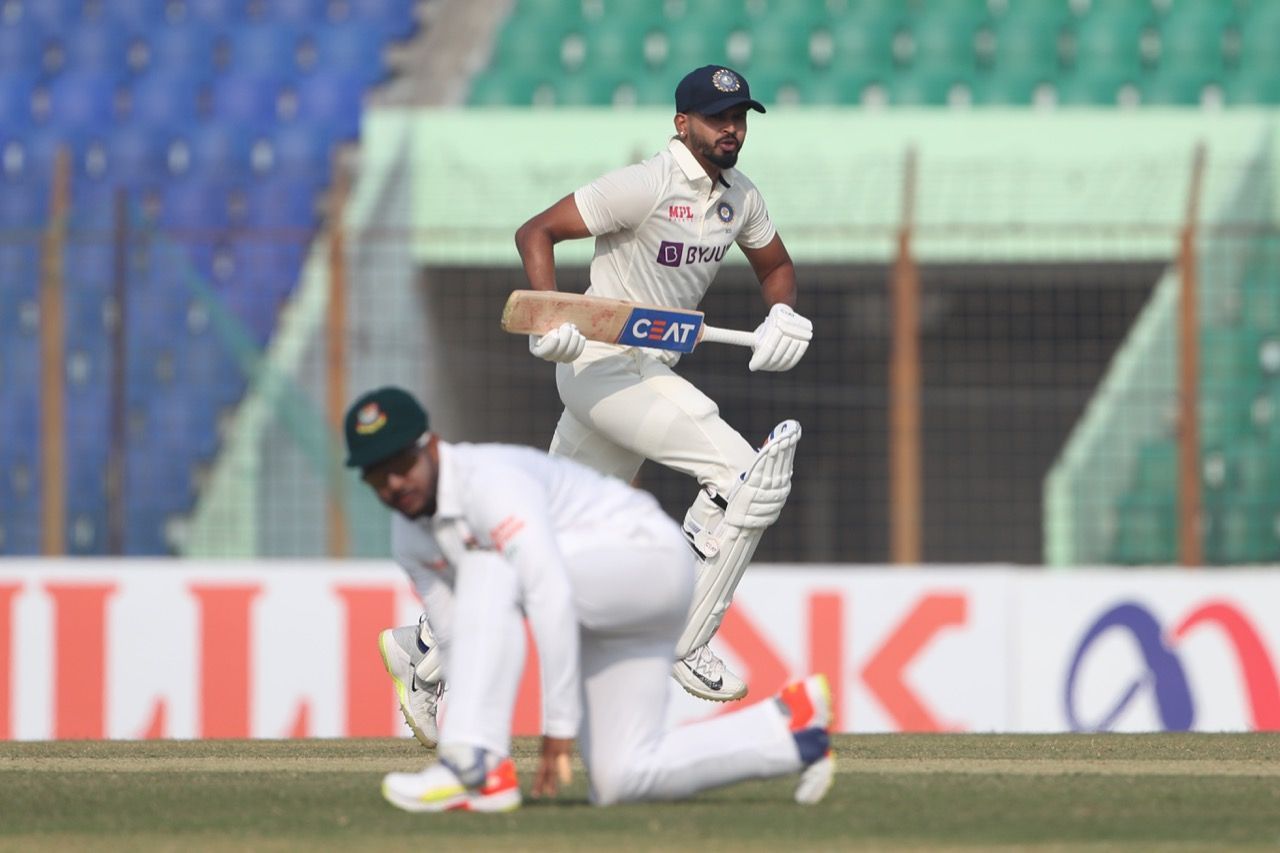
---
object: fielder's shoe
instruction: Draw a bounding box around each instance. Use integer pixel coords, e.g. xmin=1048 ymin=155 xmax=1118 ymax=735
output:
xmin=672 ymin=644 xmax=748 ymax=702
xmin=777 ymin=673 xmax=835 ymax=805
xmin=382 ymin=755 xmax=521 ymax=814
xmin=378 ymin=625 xmax=441 ymax=749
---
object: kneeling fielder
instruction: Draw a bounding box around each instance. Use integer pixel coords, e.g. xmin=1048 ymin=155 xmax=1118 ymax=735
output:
xmin=344 ymin=386 xmax=833 ymax=811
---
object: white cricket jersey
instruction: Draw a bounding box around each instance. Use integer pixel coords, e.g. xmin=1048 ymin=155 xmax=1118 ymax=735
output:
xmin=391 ymin=441 xmax=676 ymax=738
xmin=573 ymin=137 xmax=776 ymax=312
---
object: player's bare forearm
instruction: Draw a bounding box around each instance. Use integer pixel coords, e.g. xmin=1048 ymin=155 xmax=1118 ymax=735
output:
xmin=743 ymin=234 xmax=798 ymax=308
xmin=514 ymin=194 xmax=593 ymax=292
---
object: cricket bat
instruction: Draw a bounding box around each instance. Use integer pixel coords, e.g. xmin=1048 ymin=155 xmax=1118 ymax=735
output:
xmin=501 ymin=290 xmax=756 ymax=355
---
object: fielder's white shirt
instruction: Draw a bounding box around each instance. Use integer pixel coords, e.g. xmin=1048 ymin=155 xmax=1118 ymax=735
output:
xmin=573 ymin=137 xmax=776 ymax=312
xmin=391 ymin=441 xmax=672 ymax=739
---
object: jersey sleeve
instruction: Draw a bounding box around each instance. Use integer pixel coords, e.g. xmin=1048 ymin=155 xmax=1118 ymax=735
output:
xmin=463 ymin=463 xmax=582 ymax=740
xmin=735 ymin=185 xmax=777 ymax=250
xmin=573 ymin=162 xmax=661 ymax=237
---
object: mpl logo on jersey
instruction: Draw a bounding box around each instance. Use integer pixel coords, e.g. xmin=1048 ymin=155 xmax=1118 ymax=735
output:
xmin=655 ymin=241 xmax=731 ymax=268
xmin=1062 ymin=598 xmax=1280 ymax=732
xmin=616 ymin=307 xmax=703 ymax=352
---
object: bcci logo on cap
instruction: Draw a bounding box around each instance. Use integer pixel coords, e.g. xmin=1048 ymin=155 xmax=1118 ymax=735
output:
xmin=355 ymin=403 xmax=387 ymax=435
xmin=712 ymin=68 xmax=741 ymax=93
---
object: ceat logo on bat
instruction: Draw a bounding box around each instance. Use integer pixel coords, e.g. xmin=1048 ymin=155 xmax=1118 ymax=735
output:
xmin=616 ymin=308 xmax=703 ymax=352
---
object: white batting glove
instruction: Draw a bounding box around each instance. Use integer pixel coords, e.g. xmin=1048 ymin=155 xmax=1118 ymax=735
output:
xmin=529 ymin=322 xmax=587 ymax=363
xmin=749 ymin=303 xmax=812 ymax=372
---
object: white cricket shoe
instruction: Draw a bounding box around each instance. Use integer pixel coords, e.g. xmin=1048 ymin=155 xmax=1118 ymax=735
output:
xmin=382 ymin=755 xmax=522 ymax=814
xmin=794 ymin=751 xmax=835 ymax=805
xmin=672 ymin=644 xmax=748 ymax=702
xmin=378 ymin=625 xmax=441 ymax=749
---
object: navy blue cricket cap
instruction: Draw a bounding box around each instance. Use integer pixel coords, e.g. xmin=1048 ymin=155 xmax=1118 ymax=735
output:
xmin=343 ymin=386 xmax=428 ymax=469
xmin=675 ymin=65 xmax=766 ymax=116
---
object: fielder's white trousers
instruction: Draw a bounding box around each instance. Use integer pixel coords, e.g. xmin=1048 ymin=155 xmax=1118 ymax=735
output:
xmin=439 ymin=522 xmax=803 ymax=806
xmin=551 ymin=342 xmax=757 ymax=497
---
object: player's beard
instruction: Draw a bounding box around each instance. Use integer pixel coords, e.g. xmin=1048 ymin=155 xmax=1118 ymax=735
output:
xmin=696 ymin=134 xmax=740 ymax=169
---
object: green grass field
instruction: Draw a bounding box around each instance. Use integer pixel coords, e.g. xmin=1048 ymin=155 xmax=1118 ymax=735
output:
xmin=3 ymin=734 xmax=1279 ymax=851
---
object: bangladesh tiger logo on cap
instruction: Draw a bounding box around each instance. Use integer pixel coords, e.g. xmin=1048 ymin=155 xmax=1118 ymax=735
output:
xmin=711 ymin=68 xmax=741 ymax=93
xmin=355 ymin=402 xmax=387 ymax=434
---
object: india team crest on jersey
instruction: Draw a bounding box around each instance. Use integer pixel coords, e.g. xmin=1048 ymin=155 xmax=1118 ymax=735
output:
xmin=355 ymin=402 xmax=387 ymax=434
xmin=711 ymin=68 xmax=741 ymax=93
xmin=717 ymin=201 xmax=734 ymax=223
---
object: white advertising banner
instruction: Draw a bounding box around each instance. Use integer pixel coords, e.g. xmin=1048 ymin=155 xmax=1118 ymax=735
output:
xmin=0 ymin=561 xmax=1276 ymax=739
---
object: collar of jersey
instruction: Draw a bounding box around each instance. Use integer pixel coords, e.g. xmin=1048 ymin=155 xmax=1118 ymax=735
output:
xmin=668 ymin=138 xmax=733 ymax=190
xmin=431 ymin=440 xmax=464 ymax=520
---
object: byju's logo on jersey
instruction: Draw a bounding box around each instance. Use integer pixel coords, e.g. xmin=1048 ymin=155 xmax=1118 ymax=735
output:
xmin=655 ymin=241 xmax=731 ymax=268
xmin=616 ymin=307 xmax=704 ymax=353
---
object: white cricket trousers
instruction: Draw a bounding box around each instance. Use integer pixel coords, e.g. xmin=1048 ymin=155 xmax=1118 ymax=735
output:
xmin=439 ymin=522 xmax=804 ymax=806
xmin=550 ymin=342 xmax=757 ymax=496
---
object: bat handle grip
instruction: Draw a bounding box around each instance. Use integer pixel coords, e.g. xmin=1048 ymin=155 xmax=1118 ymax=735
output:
xmin=700 ymin=325 xmax=757 ymax=349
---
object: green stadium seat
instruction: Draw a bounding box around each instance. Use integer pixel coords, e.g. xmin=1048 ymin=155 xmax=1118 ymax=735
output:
xmin=1237 ymin=2 xmax=1280 ymax=72
xmin=906 ymin=4 xmax=987 ymax=73
xmin=489 ymin=17 xmax=571 ymax=73
xmin=887 ymin=68 xmax=971 ymax=106
xmin=990 ymin=9 xmax=1067 ymax=77
xmin=1131 ymin=440 xmax=1178 ymax=499
xmin=1201 ymin=326 xmax=1269 ymax=385
xmin=1241 ymin=278 xmax=1280 ymax=332
xmin=1157 ymin=2 xmax=1235 ymax=75
xmin=1252 ymin=379 xmax=1280 ymax=441
xmin=1200 ymin=379 xmax=1261 ymax=450
xmin=1068 ymin=5 xmax=1156 ymax=75
xmin=658 ymin=24 xmax=735 ymax=75
xmin=467 ymin=70 xmax=550 ymax=106
xmin=1055 ymin=67 xmax=1139 ymax=106
xmin=554 ymin=73 xmax=626 ymax=106
xmin=1109 ymin=493 xmax=1177 ymax=565
xmin=1224 ymin=68 xmax=1280 ymax=105
xmin=1140 ymin=68 xmax=1218 ymax=106
xmin=581 ymin=18 xmax=653 ymax=72
xmin=821 ymin=12 xmax=900 ymax=75
xmin=972 ymin=68 xmax=1055 ymax=106
xmin=1208 ymin=502 xmax=1280 ymax=564
xmin=745 ymin=18 xmax=817 ymax=72
xmin=801 ymin=68 xmax=880 ymax=105
xmin=629 ymin=72 xmax=676 ymax=106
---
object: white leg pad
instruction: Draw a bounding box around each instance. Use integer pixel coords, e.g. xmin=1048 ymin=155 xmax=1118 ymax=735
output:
xmin=676 ymin=420 xmax=801 ymax=657
xmin=415 ymin=614 xmax=444 ymax=686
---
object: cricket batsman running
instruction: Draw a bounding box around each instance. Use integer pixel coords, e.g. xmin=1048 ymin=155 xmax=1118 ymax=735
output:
xmin=512 ymin=64 xmax=813 ymax=703
xmin=345 ymin=386 xmax=834 ymax=812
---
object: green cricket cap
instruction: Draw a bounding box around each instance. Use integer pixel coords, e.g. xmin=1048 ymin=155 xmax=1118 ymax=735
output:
xmin=343 ymin=386 xmax=428 ymax=469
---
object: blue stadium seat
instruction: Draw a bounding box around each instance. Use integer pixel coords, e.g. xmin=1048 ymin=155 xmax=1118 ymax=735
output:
xmin=229 ymin=22 xmax=305 ymax=78
xmin=0 ymin=71 xmax=37 ymax=126
xmin=59 ymin=19 xmax=134 ymax=75
xmin=144 ymin=22 xmax=222 ymax=78
xmin=347 ymin=0 xmax=419 ymax=40
xmin=159 ymin=180 xmax=234 ymax=228
xmin=186 ymin=0 xmax=250 ymax=26
xmin=107 ymin=0 xmax=177 ymax=28
xmin=47 ymin=72 xmax=124 ymax=130
xmin=293 ymin=71 xmax=366 ymax=139
xmin=211 ymin=72 xmax=284 ymax=126
xmin=0 ymin=19 xmax=46 ymax=72
xmin=243 ymin=176 xmax=319 ymax=228
xmin=311 ymin=22 xmax=391 ymax=85
xmin=21 ymin=0 xmax=84 ymax=32
xmin=268 ymin=0 xmax=330 ymax=25
xmin=264 ymin=121 xmax=336 ymax=179
xmin=82 ymin=125 xmax=167 ymax=186
xmin=170 ymin=123 xmax=256 ymax=179
xmin=129 ymin=72 xmax=208 ymax=129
